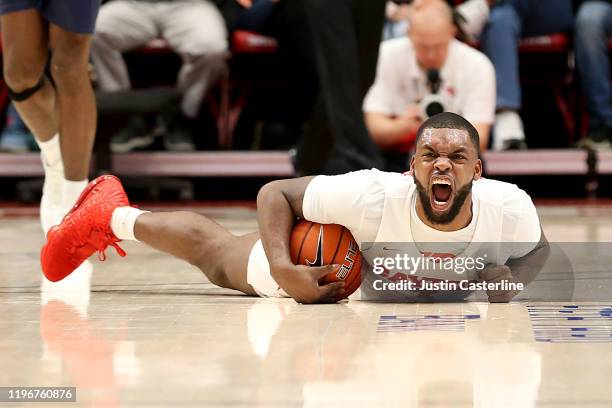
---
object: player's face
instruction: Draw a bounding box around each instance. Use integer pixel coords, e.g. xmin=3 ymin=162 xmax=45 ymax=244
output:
xmin=410 ymin=128 xmax=482 ymax=225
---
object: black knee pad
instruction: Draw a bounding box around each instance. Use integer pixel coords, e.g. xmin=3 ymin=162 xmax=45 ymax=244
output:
xmin=7 ymin=76 xmax=46 ymax=102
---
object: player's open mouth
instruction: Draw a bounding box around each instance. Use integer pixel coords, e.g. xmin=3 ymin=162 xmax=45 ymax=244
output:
xmin=430 ymin=177 xmax=454 ymax=212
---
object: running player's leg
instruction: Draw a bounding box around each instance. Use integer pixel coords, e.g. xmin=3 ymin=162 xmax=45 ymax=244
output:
xmin=132 ymin=211 xmax=260 ymax=296
xmin=2 ymin=9 xmax=65 ymax=233
xmin=1 ymin=9 xmax=58 ymax=141
xmin=48 ymin=25 xmax=95 ymax=183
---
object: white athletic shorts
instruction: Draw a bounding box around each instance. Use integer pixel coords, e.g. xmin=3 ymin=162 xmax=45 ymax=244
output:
xmin=247 ymin=239 xmax=289 ymax=298
xmin=246 ymin=239 xmax=362 ymax=300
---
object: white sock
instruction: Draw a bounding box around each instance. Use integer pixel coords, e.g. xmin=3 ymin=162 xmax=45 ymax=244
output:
xmin=61 ymin=179 xmax=88 ymax=210
xmin=38 ymin=134 xmax=62 ymax=166
xmin=111 ymin=207 xmax=149 ymax=241
xmin=38 ymin=134 xmax=64 ymax=205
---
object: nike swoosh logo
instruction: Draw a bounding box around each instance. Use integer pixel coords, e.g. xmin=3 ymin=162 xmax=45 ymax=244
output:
xmin=306 ymin=225 xmax=324 ymax=267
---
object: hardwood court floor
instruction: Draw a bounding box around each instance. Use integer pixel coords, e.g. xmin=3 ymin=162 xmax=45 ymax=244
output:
xmin=1 ymin=202 xmax=612 ymax=407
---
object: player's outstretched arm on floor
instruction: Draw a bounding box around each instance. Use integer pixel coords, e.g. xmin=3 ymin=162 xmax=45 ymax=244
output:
xmin=506 ymin=228 xmax=550 ymax=287
xmin=479 ymin=229 xmax=550 ymax=303
xmin=256 ymin=177 xmax=345 ymax=304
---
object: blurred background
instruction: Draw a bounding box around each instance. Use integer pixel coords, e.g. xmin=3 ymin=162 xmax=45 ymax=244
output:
xmin=1 ymin=0 xmax=611 ymax=202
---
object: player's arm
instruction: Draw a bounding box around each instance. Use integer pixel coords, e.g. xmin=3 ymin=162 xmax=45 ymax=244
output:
xmin=257 ymin=177 xmax=311 ymax=269
xmin=256 ymin=177 xmax=345 ymax=304
xmin=479 ymin=228 xmax=550 ymax=303
xmin=506 ymin=228 xmax=550 ymax=285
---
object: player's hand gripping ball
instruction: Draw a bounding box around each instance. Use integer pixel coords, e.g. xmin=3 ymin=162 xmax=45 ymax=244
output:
xmin=290 ymin=221 xmax=362 ymax=301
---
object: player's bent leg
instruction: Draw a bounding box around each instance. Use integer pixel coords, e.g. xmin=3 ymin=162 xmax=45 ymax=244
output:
xmin=133 ymin=212 xmax=259 ymax=296
xmin=48 ymin=24 xmax=95 ymax=182
xmin=1 ymin=9 xmax=58 ymax=141
xmin=215 ymin=232 xmax=261 ymax=296
xmin=40 ymin=175 xmax=260 ymax=296
xmin=41 ymin=175 xmax=262 ymax=297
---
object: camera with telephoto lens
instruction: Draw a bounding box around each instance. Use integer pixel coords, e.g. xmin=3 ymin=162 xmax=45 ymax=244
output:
xmin=420 ymin=69 xmax=446 ymax=118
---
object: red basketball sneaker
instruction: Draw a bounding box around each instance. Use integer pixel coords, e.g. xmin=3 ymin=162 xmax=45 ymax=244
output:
xmin=41 ymin=175 xmax=129 ymax=282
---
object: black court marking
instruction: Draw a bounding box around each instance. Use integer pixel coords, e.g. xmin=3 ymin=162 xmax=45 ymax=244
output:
xmin=295 ymin=222 xmax=315 ymax=264
xmin=330 ymin=227 xmax=345 ymax=271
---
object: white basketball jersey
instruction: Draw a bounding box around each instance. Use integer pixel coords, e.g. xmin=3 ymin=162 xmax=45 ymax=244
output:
xmin=302 ymin=169 xmax=542 ymax=282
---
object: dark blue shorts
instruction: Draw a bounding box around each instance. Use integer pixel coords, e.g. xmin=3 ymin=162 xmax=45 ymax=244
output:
xmin=0 ymin=0 xmax=101 ymax=34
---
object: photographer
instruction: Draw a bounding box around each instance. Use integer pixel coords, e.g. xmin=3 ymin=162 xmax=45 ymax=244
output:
xmin=364 ymin=0 xmax=494 ymax=163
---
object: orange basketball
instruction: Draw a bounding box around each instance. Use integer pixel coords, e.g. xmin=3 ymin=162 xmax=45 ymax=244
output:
xmin=290 ymin=220 xmax=362 ymax=300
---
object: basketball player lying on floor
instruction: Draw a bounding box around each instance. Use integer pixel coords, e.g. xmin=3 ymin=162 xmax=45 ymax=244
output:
xmin=41 ymin=112 xmax=549 ymax=304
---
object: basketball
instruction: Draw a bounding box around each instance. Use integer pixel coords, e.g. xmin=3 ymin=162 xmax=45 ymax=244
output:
xmin=290 ymin=220 xmax=362 ymax=300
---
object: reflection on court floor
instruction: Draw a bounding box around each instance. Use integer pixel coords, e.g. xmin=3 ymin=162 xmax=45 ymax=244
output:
xmin=1 ymin=204 xmax=612 ymax=407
